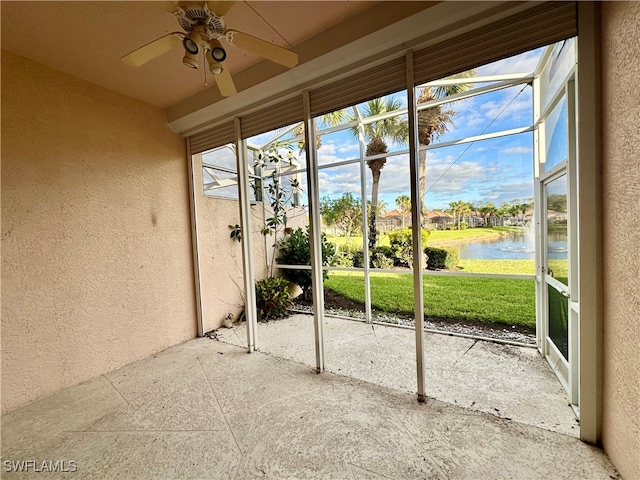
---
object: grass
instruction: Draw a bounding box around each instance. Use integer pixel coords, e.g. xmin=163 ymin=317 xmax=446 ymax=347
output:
xmin=426 ymin=226 xmax=520 ymax=244
xmin=323 ymin=227 xmax=536 ymax=328
xmin=326 ymin=226 xmax=521 ymax=249
xmin=325 ymin=271 xmax=536 ymax=328
xmin=326 ymin=234 xmax=390 ymax=248
xmin=457 ymin=259 xmax=535 ymax=275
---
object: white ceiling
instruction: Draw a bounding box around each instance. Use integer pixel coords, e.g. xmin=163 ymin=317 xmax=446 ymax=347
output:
xmin=1 ymin=1 xmax=412 ymax=109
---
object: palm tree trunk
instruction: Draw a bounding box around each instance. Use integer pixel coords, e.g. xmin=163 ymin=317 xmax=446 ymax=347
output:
xmin=370 ymin=170 xmax=380 ymax=249
xmin=419 ymin=149 xmax=427 ymax=228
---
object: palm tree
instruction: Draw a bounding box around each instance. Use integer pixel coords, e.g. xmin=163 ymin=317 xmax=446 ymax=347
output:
xmin=448 ymin=200 xmax=466 ymax=229
xmin=395 ymin=194 xmax=411 ymax=228
xmin=293 ymin=110 xmax=347 ymax=151
xmin=479 ymin=202 xmax=497 ymax=227
xmin=348 ymin=97 xmax=408 ymax=248
xmin=459 ymin=201 xmax=473 ymax=228
xmin=509 ymin=199 xmax=522 ymax=223
xmin=519 ymin=197 xmax=534 ymax=223
xmin=497 ymin=202 xmax=513 ymax=225
xmin=417 ymin=71 xmax=475 ymax=225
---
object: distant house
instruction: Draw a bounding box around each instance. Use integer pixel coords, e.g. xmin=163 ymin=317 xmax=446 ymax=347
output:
xmin=463 ymin=211 xmax=484 ymax=228
xmin=377 ymin=209 xmax=407 ymax=231
xmin=426 ymin=210 xmax=454 ymax=229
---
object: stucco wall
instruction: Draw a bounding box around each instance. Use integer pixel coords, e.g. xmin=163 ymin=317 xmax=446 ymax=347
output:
xmin=600 ymin=3 xmax=640 ymax=479
xmin=1 ymin=51 xmax=197 ymax=413
xmin=192 ymin=153 xmax=309 ymax=331
xmin=192 ymin=153 xmax=268 ymax=332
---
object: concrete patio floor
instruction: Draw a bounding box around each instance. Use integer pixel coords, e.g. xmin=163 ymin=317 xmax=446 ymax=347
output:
xmin=218 ymin=314 xmax=580 ymax=437
xmin=1 ymin=320 xmax=618 ymax=479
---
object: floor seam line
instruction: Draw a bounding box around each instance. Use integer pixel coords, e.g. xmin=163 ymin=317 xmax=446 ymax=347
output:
xmin=453 ymin=339 xmax=478 ymax=366
xmin=103 ymin=374 xmax=130 ymax=405
xmin=196 ymin=351 xmax=245 ymax=458
xmin=347 ymin=462 xmax=391 ymax=479
xmin=396 ymin=416 xmax=449 ymax=478
xmin=61 ymin=429 xmax=232 ymax=433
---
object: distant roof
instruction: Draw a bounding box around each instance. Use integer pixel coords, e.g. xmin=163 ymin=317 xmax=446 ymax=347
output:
xmin=427 ymin=210 xmax=452 ymax=219
xmin=382 ymin=209 xmax=404 ymax=218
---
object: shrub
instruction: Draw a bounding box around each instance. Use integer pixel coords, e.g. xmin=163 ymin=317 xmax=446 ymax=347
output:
xmin=387 ymin=228 xmax=430 ymax=267
xmin=371 ymin=251 xmax=394 ymax=269
xmin=333 ymin=249 xmax=354 ymax=267
xmin=333 ymin=244 xmax=361 ymax=267
xmin=276 ymin=227 xmax=336 ymax=299
xmin=371 ymin=245 xmax=394 ymax=259
xmin=351 ymin=249 xmax=365 ymax=268
xmin=255 ymin=276 xmax=291 ymax=321
xmin=424 ymin=246 xmax=460 ymax=270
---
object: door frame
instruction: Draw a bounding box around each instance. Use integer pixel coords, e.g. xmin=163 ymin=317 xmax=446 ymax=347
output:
xmin=534 ymin=38 xmax=579 ymax=408
xmin=532 ymin=5 xmax=603 ymax=442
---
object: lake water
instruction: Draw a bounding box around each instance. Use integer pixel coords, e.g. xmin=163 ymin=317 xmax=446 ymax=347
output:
xmin=453 ymin=231 xmax=567 ymax=260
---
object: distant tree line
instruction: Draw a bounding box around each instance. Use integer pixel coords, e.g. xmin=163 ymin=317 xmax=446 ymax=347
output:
xmin=321 ymin=194 xmax=537 ymax=234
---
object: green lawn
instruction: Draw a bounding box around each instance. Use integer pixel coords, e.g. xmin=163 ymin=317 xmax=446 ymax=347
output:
xmin=325 ymin=271 xmax=536 ymax=328
xmin=323 ymin=227 xmax=536 ymax=328
xmin=426 ymin=226 xmax=520 ymax=245
xmin=326 ymin=227 xmax=521 ymax=249
xmin=326 ymin=234 xmax=390 ymax=248
xmin=457 ymin=258 xmax=535 ymax=275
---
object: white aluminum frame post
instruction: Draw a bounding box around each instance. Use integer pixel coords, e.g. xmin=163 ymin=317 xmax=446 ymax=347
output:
xmin=406 ymin=51 xmax=426 ymax=402
xmin=303 ymin=91 xmax=326 ymax=372
xmin=235 ymin=118 xmax=258 ymax=352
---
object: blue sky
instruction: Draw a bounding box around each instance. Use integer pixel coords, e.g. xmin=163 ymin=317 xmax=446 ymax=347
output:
xmin=247 ymin=47 xmax=547 ymax=212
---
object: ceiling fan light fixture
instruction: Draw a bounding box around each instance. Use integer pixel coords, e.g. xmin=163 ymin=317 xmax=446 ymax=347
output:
xmin=182 ymin=30 xmax=202 ymax=55
xmin=182 ymin=52 xmax=199 ymax=69
xmin=210 ymin=46 xmax=226 ymax=62
xmin=207 ymin=60 xmax=224 ymax=75
xmin=183 ymin=37 xmax=199 ymax=55
xmin=182 ymin=30 xmax=204 ymax=69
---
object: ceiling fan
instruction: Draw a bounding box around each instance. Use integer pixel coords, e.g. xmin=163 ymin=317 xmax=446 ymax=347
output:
xmin=121 ymin=1 xmax=299 ymax=97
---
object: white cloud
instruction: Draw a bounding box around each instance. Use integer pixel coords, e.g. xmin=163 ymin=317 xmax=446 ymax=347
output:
xmin=317 ymin=164 xmax=361 ymax=196
xmin=477 ymin=181 xmax=534 ymax=205
xmin=502 ymin=146 xmax=533 ymax=155
xmin=477 ymin=49 xmax=543 ymax=76
xmin=338 ymin=143 xmax=360 ymax=154
xmin=442 ymin=85 xmax=533 ymax=136
xmin=318 ymin=142 xmax=337 ymax=155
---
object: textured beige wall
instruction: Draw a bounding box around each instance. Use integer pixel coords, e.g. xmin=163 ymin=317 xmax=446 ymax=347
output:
xmin=192 ymin=154 xmax=309 ymax=331
xmin=1 ymin=51 xmax=197 ymax=412
xmin=193 ymin=154 xmax=268 ymax=332
xmin=600 ymin=3 xmax=640 ymax=479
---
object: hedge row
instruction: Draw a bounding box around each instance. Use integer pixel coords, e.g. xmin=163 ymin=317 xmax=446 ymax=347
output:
xmin=333 ymin=242 xmax=460 ymax=271
xmin=424 ymin=246 xmax=460 ymax=270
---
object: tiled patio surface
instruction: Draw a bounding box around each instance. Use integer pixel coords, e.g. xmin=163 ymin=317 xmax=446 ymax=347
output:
xmin=1 ymin=318 xmax=618 ymax=479
xmin=218 ymin=314 xmax=579 ymax=437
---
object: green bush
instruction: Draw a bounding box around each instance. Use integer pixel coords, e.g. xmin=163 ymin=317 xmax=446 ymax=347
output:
xmin=371 ymin=251 xmax=394 ymax=269
xmin=255 ymin=276 xmax=291 ymax=321
xmin=424 ymin=246 xmax=460 ymax=270
xmin=276 ymin=227 xmax=336 ymax=299
xmin=333 ymin=244 xmax=362 ymax=267
xmin=352 ymin=249 xmax=365 ymax=268
xmin=387 ymin=228 xmax=430 ymax=267
xmin=333 ymin=250 xmax=354 ymax=267
xmin=371 ymin=245 xmax=394 ymax=259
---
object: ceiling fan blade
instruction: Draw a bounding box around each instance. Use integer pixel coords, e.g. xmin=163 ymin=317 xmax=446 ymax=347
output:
xmin=207 ymin=1 xmax=235 ymax=16
xmin=226 ymin=30 xmax=298 ymax=69
xmin=216 ymin=62 xmax=237 ymax=97
xmin=122 ymin=33 xmax=184 ymax=67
